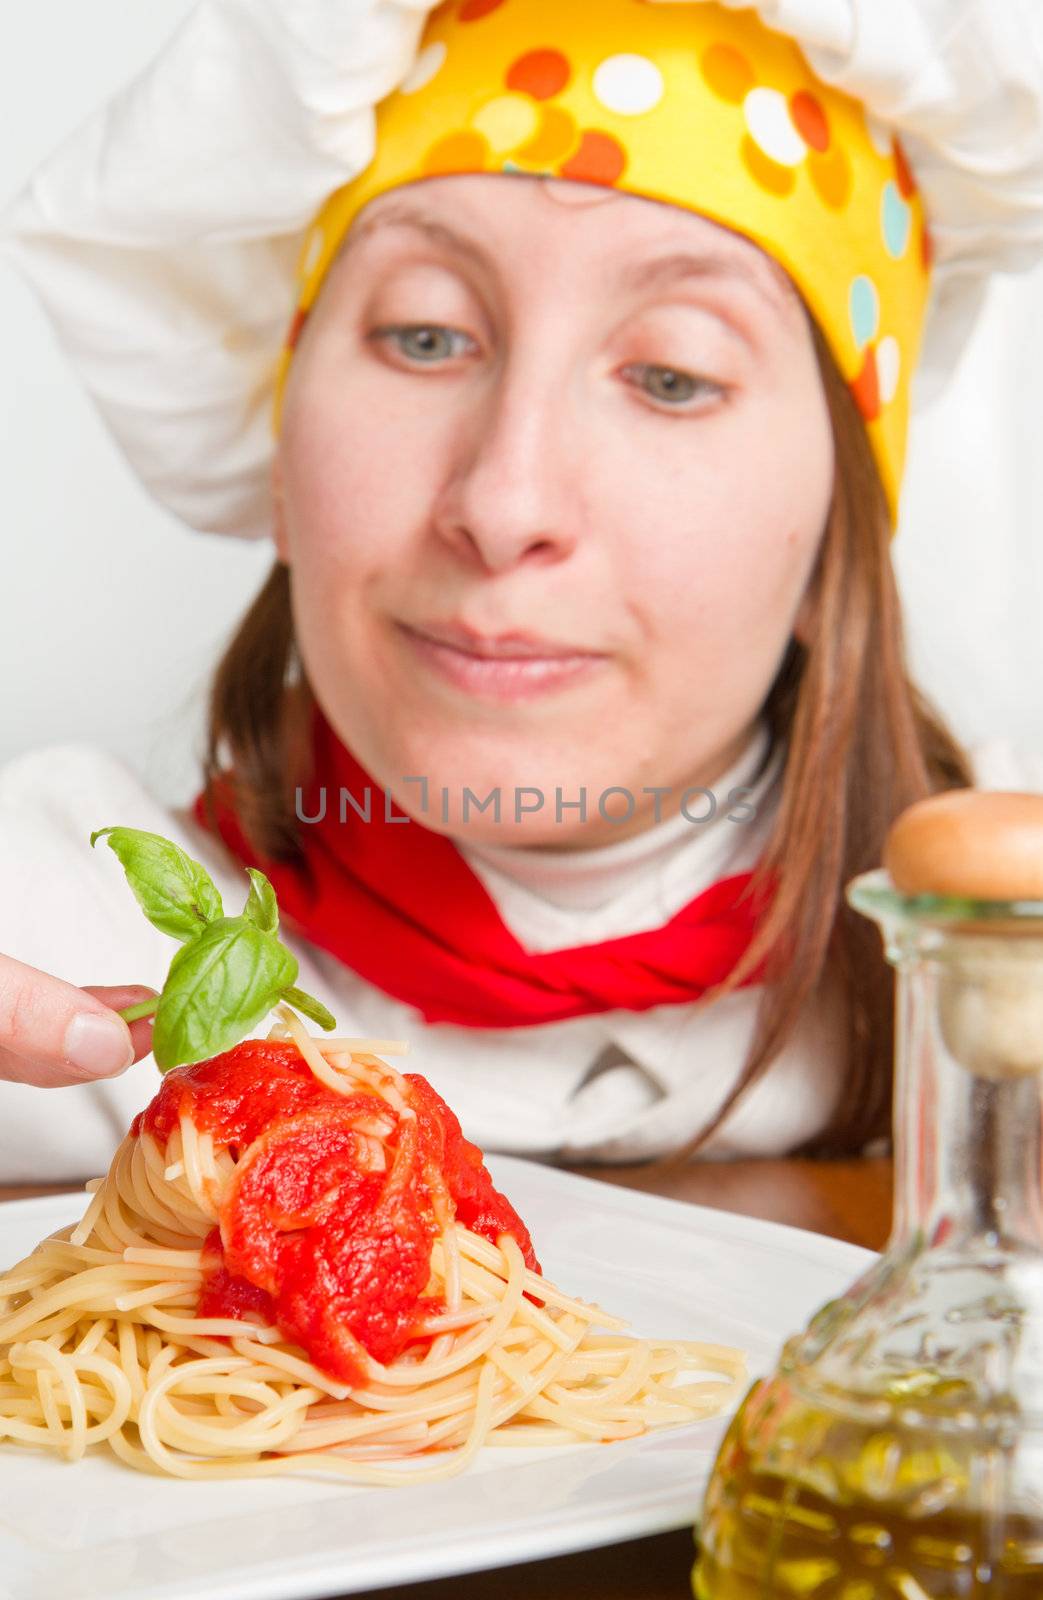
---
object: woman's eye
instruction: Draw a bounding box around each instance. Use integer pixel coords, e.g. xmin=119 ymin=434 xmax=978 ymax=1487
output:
xmin=372 ymin=324 xmax=474 ymax=364
xmin=625 ymin=364 xmax=725 ymax=409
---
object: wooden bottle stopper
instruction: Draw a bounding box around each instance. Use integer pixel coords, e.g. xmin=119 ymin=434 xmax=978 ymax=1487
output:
xmin=884 ymin=791 xmax=1043 ymax=902
xmin=884 ymin=792 xmax=1043 ymax=1078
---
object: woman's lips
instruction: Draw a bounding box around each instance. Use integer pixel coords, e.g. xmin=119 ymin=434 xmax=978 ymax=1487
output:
xmin=396 ymin=623 xmax=608 ymax=701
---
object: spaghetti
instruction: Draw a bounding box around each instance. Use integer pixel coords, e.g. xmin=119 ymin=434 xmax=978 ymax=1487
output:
xmin=0 ymin=1006 xmax=746 ymax=1483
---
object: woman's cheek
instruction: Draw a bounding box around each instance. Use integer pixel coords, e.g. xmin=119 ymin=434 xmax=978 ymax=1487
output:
xmin=284 ymin=422 xmax=391 ymax=575
xmin=628 ymin=466 xmax=816 ymax=690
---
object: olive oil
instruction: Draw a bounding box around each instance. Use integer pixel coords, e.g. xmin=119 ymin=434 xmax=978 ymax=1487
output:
xmin=693 ymin=1373 xmax=1043 ymax=1598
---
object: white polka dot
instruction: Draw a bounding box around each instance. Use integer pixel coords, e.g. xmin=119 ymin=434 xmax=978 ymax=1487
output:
xmin=302 ymin=227 xmax=325 ymax=278
xmin=593 ymin=53 xmax=664 ymax=116
xmin=471 ymin=93 xmax=539 ymax=152
xmin=743 ymin=88 xmax=806 ymax=166
xmin=400 ymin=40 xmax=447 ymax=95
xmin=877 ymin=335 xmax=900 ymax=404
xmin=864 ymin=110 xmax=893 ymax=158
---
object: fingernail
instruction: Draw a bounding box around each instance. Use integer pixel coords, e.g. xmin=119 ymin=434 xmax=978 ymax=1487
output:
xmin=63 ymin=1013 xmax=136 ymax=1077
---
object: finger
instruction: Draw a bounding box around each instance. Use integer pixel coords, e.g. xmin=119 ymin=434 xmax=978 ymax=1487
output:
xmin=81 ymin=985 xmax=159 ymax=1065
xmin=0 ymin=956 xmax=138 ymax=1088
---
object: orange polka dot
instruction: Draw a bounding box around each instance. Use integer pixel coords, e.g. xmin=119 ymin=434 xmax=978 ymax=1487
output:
xmin=285 ymin=307 xmax=309 ymax=352
xmin=423 ymin=130 xmax=490 ymax=175
xmin=559 ymin=129 xmax=627 ymax=186
xmin=459 ymin=0 xmax=507 ymax=19
xmin=850 ymin=345 xmax=881 ymax=422
xmin=790 ymin=90 xmax=829 ymax=152
xmin=893 ymin=137 xmax=917 ymax=199
xmin=515 ymin=104 xmax=577 ymax=164
xmin=506 ymin=48 xmax=570 ymax=101
xmin=740 ymin=134 xmax=795 ymax=197
xmin=428 ymin=0 xmax=455 ymax=20
xmin=807 ymin=145 xmax=851 ymax=209
xmin=700 ymin=42 xmax=755 ymax=103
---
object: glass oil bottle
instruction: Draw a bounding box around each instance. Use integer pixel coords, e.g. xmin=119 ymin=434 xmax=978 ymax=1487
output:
xmin=693 ymin=808 xmax=1043 ymax=1597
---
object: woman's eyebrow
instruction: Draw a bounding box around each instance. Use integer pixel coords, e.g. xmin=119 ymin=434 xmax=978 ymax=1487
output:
xmin=346 ymin=200 xmax=791 ymax=312
xmin=346 ymin=204 xmax=491 ymax=272
xmin=618 ymin=249 xmax=792 ymax=312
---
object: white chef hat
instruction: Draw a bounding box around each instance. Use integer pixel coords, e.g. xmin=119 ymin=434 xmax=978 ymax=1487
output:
xmin=3 ymin=0 xmax=1043 ymax=542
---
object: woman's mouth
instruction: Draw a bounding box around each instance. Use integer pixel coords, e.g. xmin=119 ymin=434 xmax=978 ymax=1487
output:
xmin=395 ymin=621 xmax=608 ymax=701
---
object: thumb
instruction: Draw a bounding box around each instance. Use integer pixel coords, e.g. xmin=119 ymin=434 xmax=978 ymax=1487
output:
xmin=81 ymin=984 xmax=159 ymax=1067
xmin=0 ymin=959 xmax=149 ymax=1088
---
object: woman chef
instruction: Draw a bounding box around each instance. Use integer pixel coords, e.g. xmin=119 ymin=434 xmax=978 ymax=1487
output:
xmin=1 ymin=0 xmax=1042 ymax=1181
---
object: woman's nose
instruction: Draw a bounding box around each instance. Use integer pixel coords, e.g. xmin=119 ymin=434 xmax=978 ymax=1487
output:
xmin=430 ymin=367 xmax=580 ymax=573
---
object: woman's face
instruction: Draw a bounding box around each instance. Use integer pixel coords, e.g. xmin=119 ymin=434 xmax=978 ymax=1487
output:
xmin=275 ymin=174 xmax=833 ymax=847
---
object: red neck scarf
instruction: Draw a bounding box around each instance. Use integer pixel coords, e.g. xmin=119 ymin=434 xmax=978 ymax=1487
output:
xmin=191 ymin=704 xmax=776 ymax=1029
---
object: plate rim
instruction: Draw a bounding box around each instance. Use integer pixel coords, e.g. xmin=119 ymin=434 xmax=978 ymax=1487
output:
xmin=489 ymin=1153 xmax=878 ymax=1274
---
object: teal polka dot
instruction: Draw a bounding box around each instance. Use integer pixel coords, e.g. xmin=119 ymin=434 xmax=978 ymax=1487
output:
xmin=882 ymin=180 xmax=911 ymax=259
xmin=849 ymin=275 xmax=879 ymax=350
xmin=501 ymin=159 xmax=553 ymax=176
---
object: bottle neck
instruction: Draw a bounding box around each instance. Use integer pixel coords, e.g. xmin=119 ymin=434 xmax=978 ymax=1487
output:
xmin=890 ymin=957 xmax=1043 ymax=1252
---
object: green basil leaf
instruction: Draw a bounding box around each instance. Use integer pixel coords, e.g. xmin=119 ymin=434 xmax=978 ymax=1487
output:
xmin=242 ymin=867 xmax=279 ymax=935
xmin=151 ymin=916 xmax=298 ymax=1071
xmin=280 ymin=984 xmax=337 ymax=1032
xmin=91 ymin=826 xmax=223 ymax=943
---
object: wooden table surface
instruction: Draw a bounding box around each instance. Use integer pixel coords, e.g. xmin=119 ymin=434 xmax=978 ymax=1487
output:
xmin=1 ymin=1156 xmax=893 ymax=1600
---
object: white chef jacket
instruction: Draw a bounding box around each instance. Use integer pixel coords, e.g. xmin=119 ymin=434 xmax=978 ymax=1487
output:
xmin=0 ymin=722 xmax=1040 ymax=1183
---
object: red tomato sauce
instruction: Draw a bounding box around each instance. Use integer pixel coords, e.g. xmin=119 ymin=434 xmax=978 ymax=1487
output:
xmin=137 ymin=1040 xmax=541 ymax=1384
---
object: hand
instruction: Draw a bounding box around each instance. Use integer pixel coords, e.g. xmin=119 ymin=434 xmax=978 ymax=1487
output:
xmin=0 ymin=953 xmax=158 ymax=1087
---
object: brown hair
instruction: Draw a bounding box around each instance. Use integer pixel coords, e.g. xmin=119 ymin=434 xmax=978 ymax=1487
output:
xmin=198 ymin=316 xmax=974 ymax=1160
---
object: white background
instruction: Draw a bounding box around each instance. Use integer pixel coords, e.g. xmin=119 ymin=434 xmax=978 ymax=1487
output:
xmin=2 ymin=1 xmax=1042 ymax=809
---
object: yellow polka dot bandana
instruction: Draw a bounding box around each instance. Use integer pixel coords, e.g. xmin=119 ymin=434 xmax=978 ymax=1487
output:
xmin=276 ymin=0 xmax=932 ymax=524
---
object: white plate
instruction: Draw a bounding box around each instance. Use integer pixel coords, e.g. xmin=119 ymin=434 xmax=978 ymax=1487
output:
xmin=0 ymin=1156 xmax=874 ymax=1600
